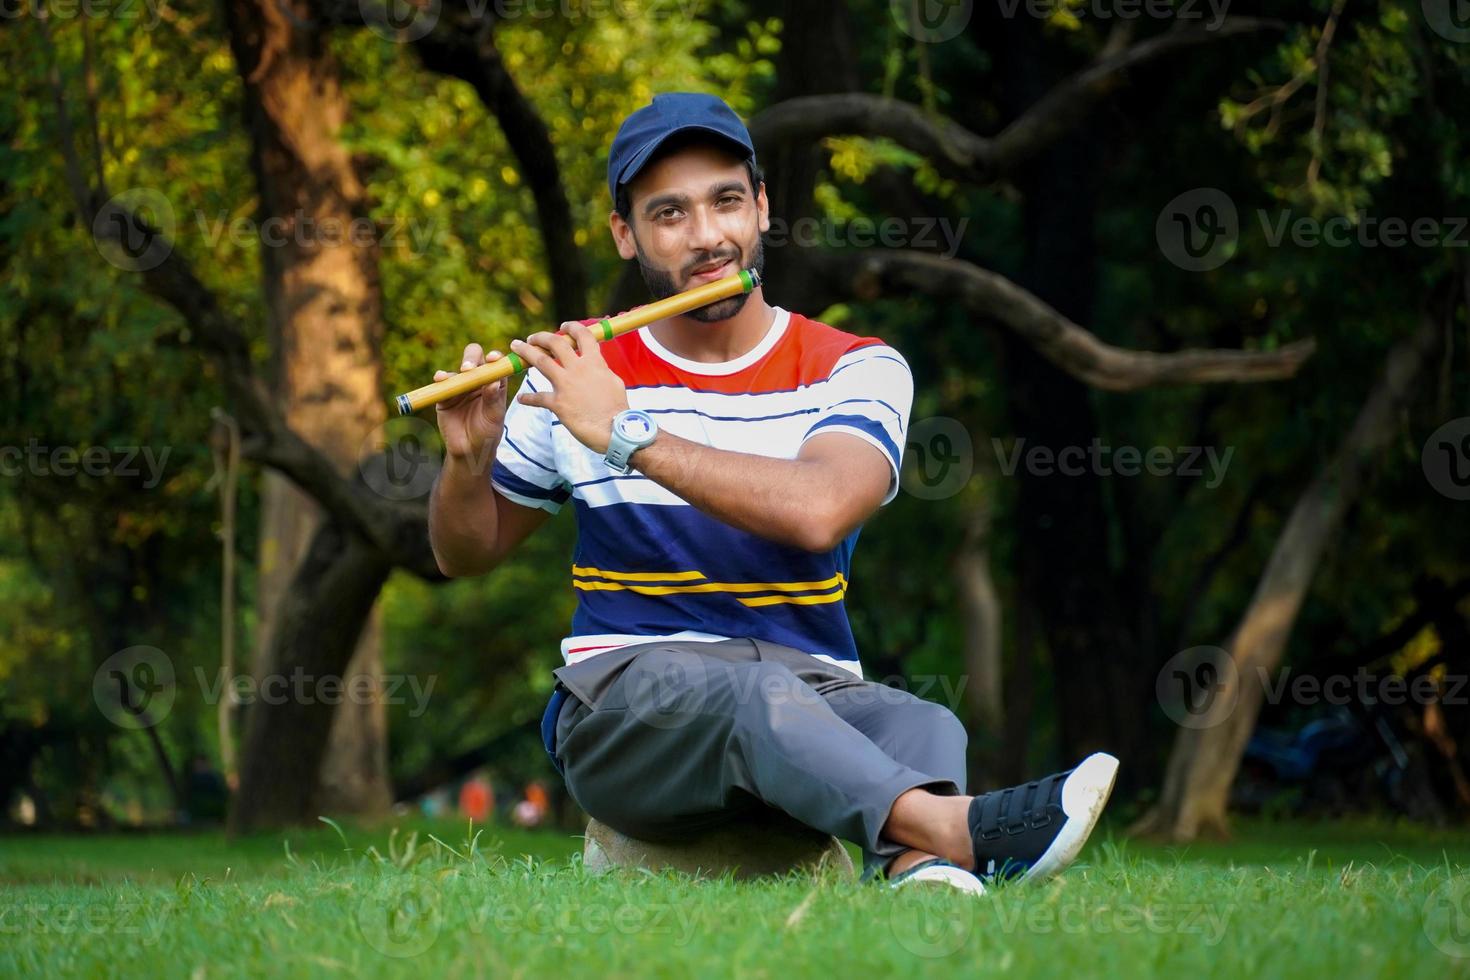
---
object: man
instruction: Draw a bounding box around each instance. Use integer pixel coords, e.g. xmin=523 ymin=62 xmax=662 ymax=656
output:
xmin=428 ymin=93 xmax=1118 ymax=893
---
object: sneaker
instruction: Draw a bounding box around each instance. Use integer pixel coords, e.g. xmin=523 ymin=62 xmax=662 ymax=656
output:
xmin=888 ymin=857 xmax=987 ymax=895
xmin=967 ymin=751 xmax=1119 ymax=883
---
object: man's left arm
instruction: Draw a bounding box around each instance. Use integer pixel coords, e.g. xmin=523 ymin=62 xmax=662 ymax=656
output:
xmin=510 ymin=323 xmax=910 ymax=553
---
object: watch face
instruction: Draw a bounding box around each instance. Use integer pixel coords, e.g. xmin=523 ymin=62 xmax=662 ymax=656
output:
xmin=616 ymin=411 xmax=655 ymax=442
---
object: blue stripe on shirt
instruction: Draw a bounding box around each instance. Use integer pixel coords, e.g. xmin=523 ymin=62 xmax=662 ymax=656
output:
xmin=803 ymin=414 xmax=902 ymax=468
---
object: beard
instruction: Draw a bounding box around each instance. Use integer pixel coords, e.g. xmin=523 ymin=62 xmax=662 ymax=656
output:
xmin=635 ymin=235 xmax=766 ymax=323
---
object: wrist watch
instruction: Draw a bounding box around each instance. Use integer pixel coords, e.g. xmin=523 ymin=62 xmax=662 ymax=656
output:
xmin=605 ymin=408 xmax=659 ymax=474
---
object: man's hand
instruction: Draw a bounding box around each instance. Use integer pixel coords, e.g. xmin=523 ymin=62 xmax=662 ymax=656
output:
xmin=511 ymin=322 xmax=630 ymax=455
xmin=433 ymin=344 xmax=509 ymax=465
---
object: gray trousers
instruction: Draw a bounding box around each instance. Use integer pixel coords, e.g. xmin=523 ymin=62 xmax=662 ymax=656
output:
xmin=550 ymin=637 xmax=968 ymax=877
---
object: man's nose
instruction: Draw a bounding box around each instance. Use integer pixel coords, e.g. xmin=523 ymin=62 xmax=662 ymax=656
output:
xmin=686 ymin=205 xmax=729 ymax=258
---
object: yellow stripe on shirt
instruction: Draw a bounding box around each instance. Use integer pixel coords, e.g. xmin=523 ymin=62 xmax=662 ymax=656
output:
xmin=736 ymin=590 xmax=848 ymax=608
xmin=571 ymin=568 xmax=849 ymax=599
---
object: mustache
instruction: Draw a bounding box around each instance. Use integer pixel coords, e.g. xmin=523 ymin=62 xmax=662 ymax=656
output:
xmin=685 ymin=252 xmax=741 ymax=276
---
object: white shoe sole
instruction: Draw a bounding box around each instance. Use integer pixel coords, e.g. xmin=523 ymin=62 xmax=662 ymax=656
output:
xmin=1019 ymin=752 xmax=1119 ymax=882
xmin=892 ymin=862 xmax=987 ymax=895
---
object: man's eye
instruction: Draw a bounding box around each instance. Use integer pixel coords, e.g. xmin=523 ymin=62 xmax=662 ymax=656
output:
xmin=718 ymin=196 xmax=741 ymax=207
xmin=658 ymin=209 xmax=681 ymax=221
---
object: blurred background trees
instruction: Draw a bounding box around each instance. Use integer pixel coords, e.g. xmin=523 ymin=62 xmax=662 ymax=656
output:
xmin=2 ymin=0 xmax=1466 ymax=840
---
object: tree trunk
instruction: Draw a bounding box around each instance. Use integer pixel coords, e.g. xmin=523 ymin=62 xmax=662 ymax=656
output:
xmin=1133 ymin=313 xmax=1442 ymax=842
xmin=954 ymin=504 xmax=1005 ymax=789
xmin=225 ymin=0 xmax=392 ymax=827
xmin=229 ymin=522 xmax=392 ymax=833
xmin=989 ymin=11 xmax=1151 ymax=777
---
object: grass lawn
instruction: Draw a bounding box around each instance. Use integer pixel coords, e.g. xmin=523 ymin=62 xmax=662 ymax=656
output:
xmin=3 ymin=816 xmax=1470 ymax=978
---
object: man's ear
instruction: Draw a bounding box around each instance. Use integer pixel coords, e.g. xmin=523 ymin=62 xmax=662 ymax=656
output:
xmin=756 ymin=182 xmax=771 ymax=235
xmin=610 ymin=211 xmax=638 ymax=261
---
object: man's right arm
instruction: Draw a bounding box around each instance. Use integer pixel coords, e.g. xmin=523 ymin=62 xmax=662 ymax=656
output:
xmin=426 ymin=344 xmax=557 ymax=577
xmin=429 ymin=455 xmax=550 ymax=577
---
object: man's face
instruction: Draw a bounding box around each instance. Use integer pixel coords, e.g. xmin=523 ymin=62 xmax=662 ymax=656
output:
xmin=611 ymin=143 xmax=770 ymax=322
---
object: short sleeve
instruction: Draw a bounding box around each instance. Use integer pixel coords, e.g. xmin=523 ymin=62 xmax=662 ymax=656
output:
xmin=490 ymin=368 xmax=571 ymax=514
xmin=800 ymin=344 xmax=913 ymax=506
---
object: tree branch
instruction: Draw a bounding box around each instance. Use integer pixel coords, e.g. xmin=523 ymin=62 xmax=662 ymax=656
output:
xmin=804 ymin=248 xmax=1316 ymax=390
xmin=308 ymin=0 xmax=589 ymax=321
xmin=749 ymin=20 xmax=1283 ymax=186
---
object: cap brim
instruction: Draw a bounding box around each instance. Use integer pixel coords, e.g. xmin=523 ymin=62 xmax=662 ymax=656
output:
xmin=614 ymin=126 xmax=755 ymax=197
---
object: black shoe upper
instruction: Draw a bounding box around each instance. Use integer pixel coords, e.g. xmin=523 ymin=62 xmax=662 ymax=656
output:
xmin=967 ymin=766 xmax=1072 ymax=880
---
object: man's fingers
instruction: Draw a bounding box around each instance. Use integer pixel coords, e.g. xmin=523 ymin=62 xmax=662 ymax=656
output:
xmin=539 ymin=330 xmax=579 ymax=365
xmin=460 ymin=343 xmax=485 ymax=371
xmin=510 ymin=336 xmax=560 ymax=380
xmin=565 ymin=321 xmax=606 ymax=362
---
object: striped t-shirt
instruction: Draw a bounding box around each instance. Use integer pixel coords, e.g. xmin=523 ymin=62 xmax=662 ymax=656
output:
xmin=490 ymin=306 xmax=912 ymax=679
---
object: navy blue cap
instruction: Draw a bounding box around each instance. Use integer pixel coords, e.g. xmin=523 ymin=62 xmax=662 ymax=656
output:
xmin=607 ymin=93 xmax=756 ymax=204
